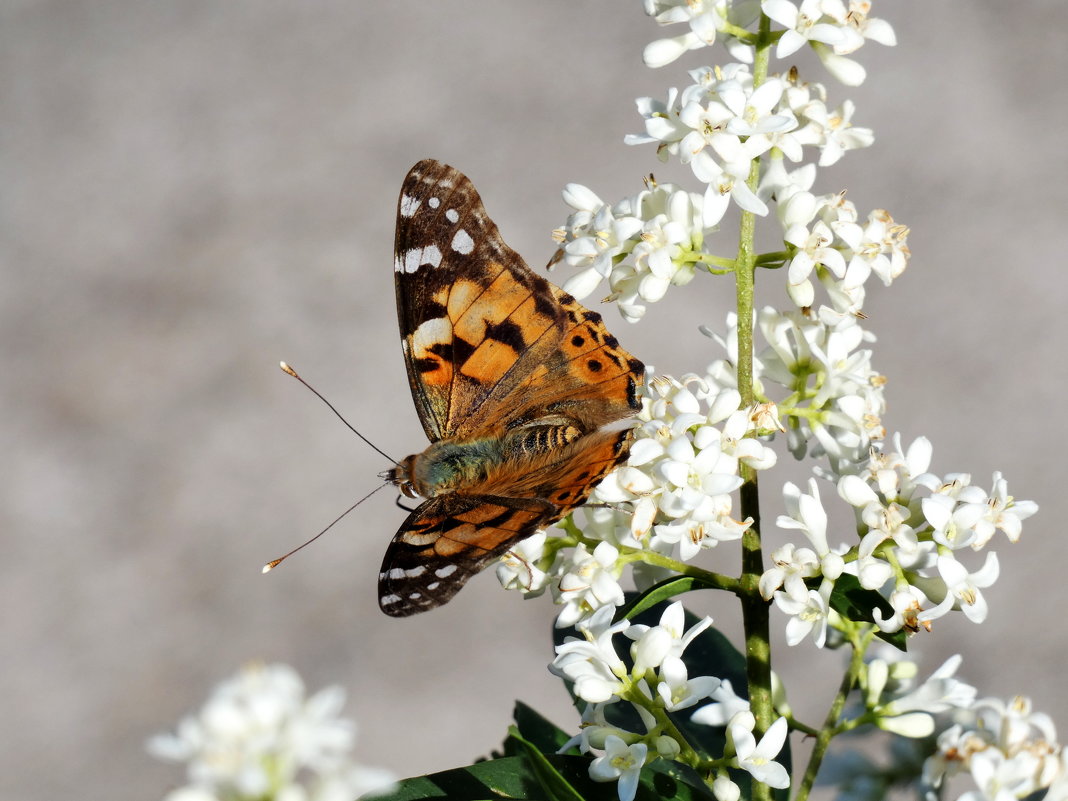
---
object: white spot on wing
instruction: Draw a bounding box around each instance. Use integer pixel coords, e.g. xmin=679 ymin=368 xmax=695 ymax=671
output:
xmin=400 ymin=195 xmax=420 ymax=217
xmin=451 ymin=229 xmax=474 ymax=255
xmin=445 ymin=209 xmax=459 ymax=223
xmin=427 ymin=581 xmax=440 ymax=590
xmin=435 ymin=564 xmax=458 ymax=578
xmin=402 ymin=245 xmax=443 ymax=273
xmin=428 ymin=197 xmax=440 ymax=208
xmin=409 ymin=592 xmax=421 ymax=600
xmin=411 ymin=317 xmax=452 ymax=351
xmin=380 ymin=594 xmax=401 ymax=606
xmin=387 ymin=567 xmax=426 ymax=580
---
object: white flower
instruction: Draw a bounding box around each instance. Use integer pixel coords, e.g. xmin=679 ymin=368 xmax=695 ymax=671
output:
xmin=589 ymin=735 xmax=648 ymax=801
xmin=656 ymin=655 xmax=721 ymax=711
xmin=785 ymin=218 xmax=847 ymax=286
xmin=871 ymin=585 xmax=953 ymax=634
xmin=626 ymin=601 xmax=715 ymax=665
xmin=496 ymin=531 xmax=550 ymax=596
xmin=806 ymin=99 xmax=874 ymax=166
xmin=760 ymin=542 xmax=820 ymax=601
xmin=554 ymin=541 xmax=626 ymax=628
xmin=762 ymin=0 xmax=848 ymax=58
xmin=839 ymin=2 xmax=897 ymax=53
xmin=769 ymin=479 xmax=846 ymax=595
xmin=936 ymin=552 xmax=1000 ymax=624
xmin=967 ymin=472 xmax=1038 ymax=548
xmin=774 ymin=586 xmax=830 ymax=647
xmin=832 ymin=208 xmax=910 ymax=287
xmin=730 ymin=712 xmax=792 ymax=788
xmin=571 ymin=375 xmax=754 ymax=568
xmin=147 ymin=664 xmax=395 ymax=801
xmin=964 ymin=749 xmax=1040 ymax=801
xmin=550 ymin=605 xmax=629 ymax=704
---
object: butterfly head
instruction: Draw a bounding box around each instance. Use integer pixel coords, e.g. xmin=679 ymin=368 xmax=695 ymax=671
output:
xmin=383 ymin=455 xmax=421 ymax=499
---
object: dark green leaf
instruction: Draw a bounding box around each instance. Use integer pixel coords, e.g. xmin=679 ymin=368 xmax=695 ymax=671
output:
xmin=368 ymin=754 xmax=715 ymax=801
xmin=510 ymin=700 xmax=575 ymax=754
xmin=615 ymin=576 xmax=721 ymax=621
xmin=822 ymin=574 xmax=907 ymax=651
xmin=506 ymin=726 xmax=586 ymax=801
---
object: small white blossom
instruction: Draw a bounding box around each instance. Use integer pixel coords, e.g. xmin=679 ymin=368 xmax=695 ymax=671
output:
xmin=774 ymin=586 xmax=830 ymax=647
xmin=496 ymin=531 xmax=550 ymax=596
xmin=554 ymin=541 xmax=626 ymax=628
xmin=550 ymin=606 xmax=629 ymax=704
xmin=656 ymin=655 xmax=722 ymax=711
xmin=730 ymin=712 xmax=792 ymax=788
xmin=589 ymin=735 xmax=648 ymax=801
xmin=935 ymin=552 xmax=1000 ymax=624
xmin=762 ymin=0 xmax=848 ymax=59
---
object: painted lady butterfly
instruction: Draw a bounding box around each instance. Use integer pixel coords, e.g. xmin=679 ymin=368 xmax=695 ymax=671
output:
xmin=379 ymin=160 xmax=645 ymax=616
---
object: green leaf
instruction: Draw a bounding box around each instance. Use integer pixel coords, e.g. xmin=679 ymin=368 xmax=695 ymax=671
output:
xmin=506 ymin=726 xmax=586 ymax=801
xmin=367 ymin=756 xmax=540 ymax=800
xmin=615 ymin=576 xmax=720 ymax=621
xmin=822 ymin=574 xmax=907 ymax=650
xmin=370 ymin=754 xmax=714 ymax=801
xmin=510 ymin=700 xmax=575 ymax=754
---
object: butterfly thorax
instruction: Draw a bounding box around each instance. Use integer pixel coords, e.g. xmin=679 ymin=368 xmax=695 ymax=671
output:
xmin=388 ymin=437 xmax=506 ymax=499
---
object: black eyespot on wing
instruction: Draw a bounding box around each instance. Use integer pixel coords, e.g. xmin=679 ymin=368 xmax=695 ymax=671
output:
xmin=586 ymin=359 xmax=603 ymax=373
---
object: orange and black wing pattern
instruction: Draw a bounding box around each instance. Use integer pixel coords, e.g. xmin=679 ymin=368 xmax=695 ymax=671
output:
xmin=381 ymin=160 xmax=644 ymax=616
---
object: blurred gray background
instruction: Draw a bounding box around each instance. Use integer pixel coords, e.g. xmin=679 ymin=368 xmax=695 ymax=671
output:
xmin=4 ymin=2 xmax=1066 ymax=799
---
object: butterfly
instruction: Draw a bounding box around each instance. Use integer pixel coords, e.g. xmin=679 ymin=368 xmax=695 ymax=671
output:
xmin=379 ymin=159 xmax=645 ymax=617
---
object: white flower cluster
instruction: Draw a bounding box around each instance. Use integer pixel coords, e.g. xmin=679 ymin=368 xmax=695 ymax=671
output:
xmin=148 ymin=663 xmax=396 ymax=801
xmin=550 ymin=179 xmax=706 ymax=322
xmin=763 ymin=435 xmax=1037 ymax=642
xmin=550 ymin=602 xmax=790 ymax=801
xmin=704 ymin=306 xmax=888 ymax=465
xmin=498 ymin=373 xmax=777 ymax=627
xmin=925 ymin=695 xmax=1068 ymax=801
xmin=773 ymin=184 xmax=909 ymax=312
xmin=642 ymin=0 xmax=895 ymax=86
xmin=553 ymin=62 xmax=908 ymax=322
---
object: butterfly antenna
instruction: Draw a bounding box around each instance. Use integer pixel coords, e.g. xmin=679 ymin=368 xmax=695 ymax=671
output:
xmin=262 ymin=482 xmax=389 ymax=573
xmin=279 ymin=361 xmax=397 ymax=464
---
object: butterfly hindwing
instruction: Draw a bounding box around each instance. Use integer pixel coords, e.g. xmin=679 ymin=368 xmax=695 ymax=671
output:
xmin=378 ymin=494 xmax=555 ymax=617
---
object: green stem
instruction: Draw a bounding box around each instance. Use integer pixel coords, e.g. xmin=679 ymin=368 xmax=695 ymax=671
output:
xmin=736 ymin=18 xmax=775 ymax=801
xmin=627 ymin=550 xmax=741 ymax=593
xmin=794 ymin=630 xmax=872 ymax=801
